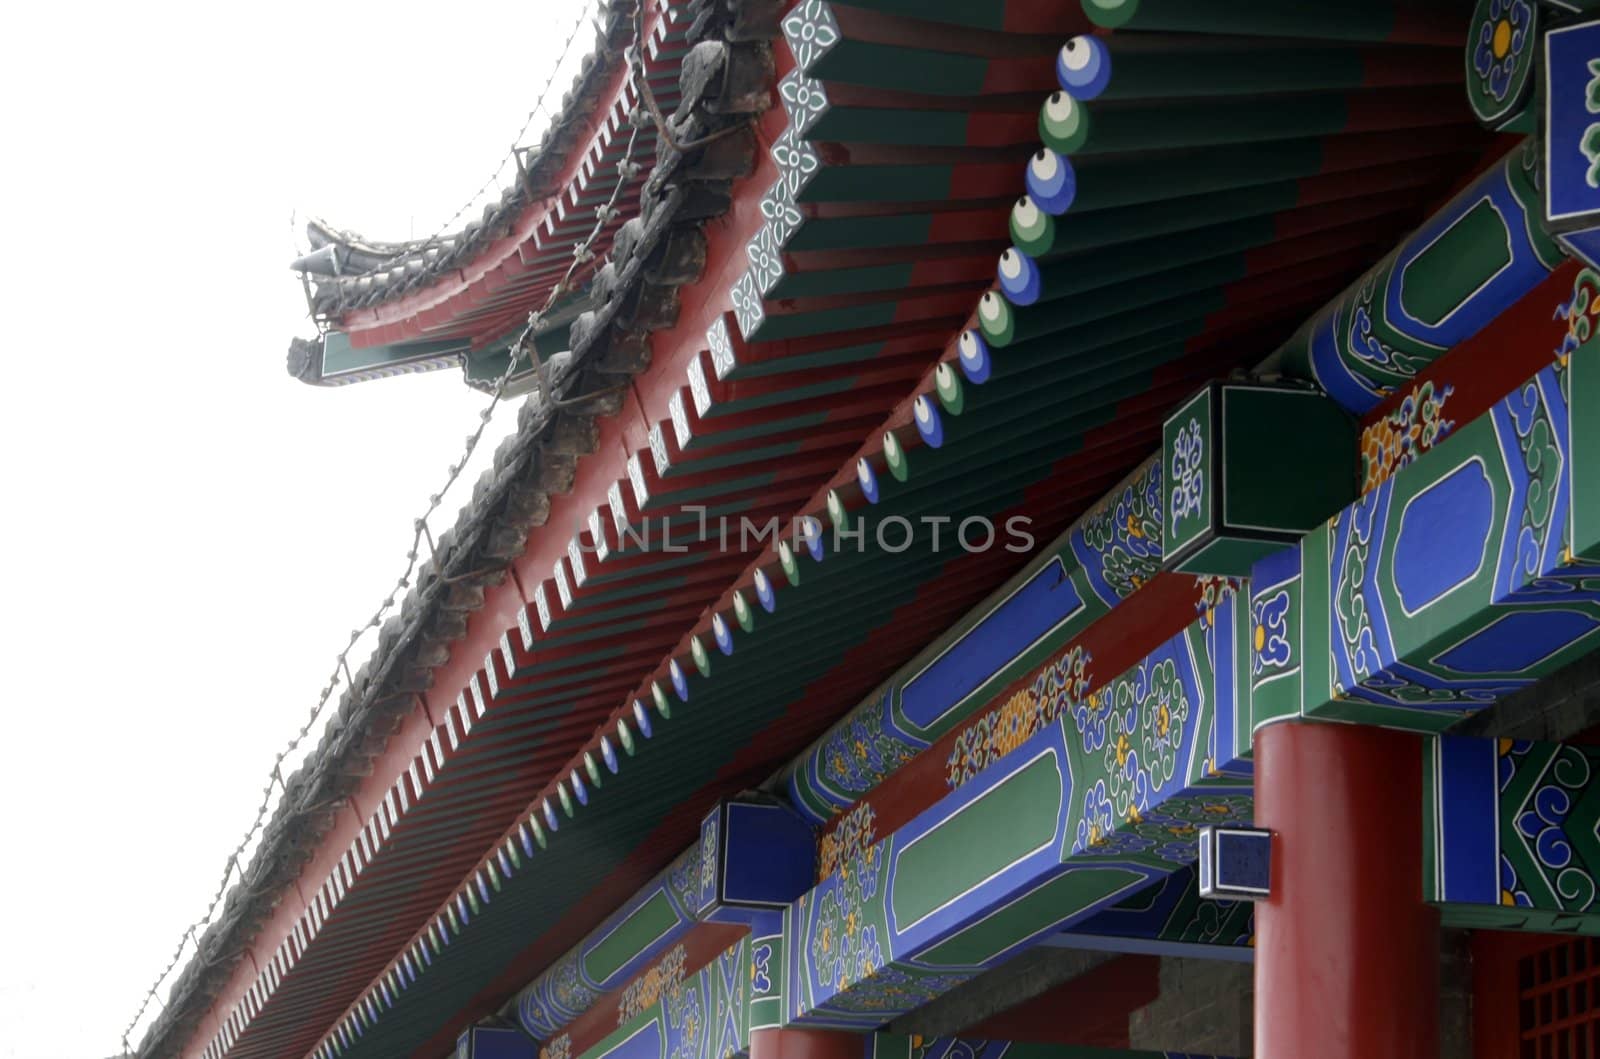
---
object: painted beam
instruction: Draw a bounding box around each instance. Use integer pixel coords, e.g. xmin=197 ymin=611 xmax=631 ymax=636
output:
xmin=1262 ymin=141 xmax=1566 ymax=414
xmin=544 ymin=924 xmax=752 ymax=1059
xmin=572 ymin=935 xmax=757 ymax=1059
xmin=1248 ymin=338 xmax=1600 ymax=736
xmin=870 ymin=1038 xmax=1232 ymax=1059
xmin=779 ymin=339 xmax=1600 ymax=1026
xmin=783 ymin=456 xmax=1166 ymax=825
xmin=1357 ymin=262 xmax=1585 ymax=495
xmin=783 ymin=592 xmax=1254 ymax=1029
xmin=516 ymin=797 xmax=814 ymax=1040
xmin=1426 ymin=735 xmax=1600 ymax=933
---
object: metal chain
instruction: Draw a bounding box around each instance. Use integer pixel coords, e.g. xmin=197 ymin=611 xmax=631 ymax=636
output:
xmin=118 ymin=4 xmax=653 ymax=1052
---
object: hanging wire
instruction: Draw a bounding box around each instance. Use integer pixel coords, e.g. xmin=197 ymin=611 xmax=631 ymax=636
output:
xmin=117 ymin=3 xmax=654 ymax=1053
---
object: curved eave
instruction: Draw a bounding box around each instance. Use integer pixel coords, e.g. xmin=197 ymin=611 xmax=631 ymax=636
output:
xmin=304 ymin=0 xmax=689 ymax=352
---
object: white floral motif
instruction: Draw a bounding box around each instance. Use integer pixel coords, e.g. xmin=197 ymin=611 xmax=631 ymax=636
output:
xmin=748 ymin=226 xmax=784 ymax=295
xmin=669 ymin=391 xmax=693 ymax=448
xmin=707 ymin=318 xmax=735 ymax=379
xmin=781 ymin=0 xmax=840 ymax=69
xmin=1169 ymin=418 xmax=1205 ymax=534
xmin=650 ymin=424 xmax=671 ymax=476
xmin=760 ymin=185 xmax=804 ymax=246
xmin=731 ymin=272 xmax=765 ymax=338
xmin=778 ymin=70 xmax=829 ymax=136
xmin=689 ymin=357 xmax=713 ymax=416
xmin=770 ymin=126 xmax=820 ymax=199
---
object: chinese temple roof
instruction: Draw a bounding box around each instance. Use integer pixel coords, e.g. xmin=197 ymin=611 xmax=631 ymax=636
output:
xmin=150 ymin=1 xmax=1499 ymax=1057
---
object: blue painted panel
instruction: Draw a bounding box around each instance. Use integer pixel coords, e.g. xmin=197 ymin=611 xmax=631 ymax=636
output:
xmin=719 ymin=800 xmax=816 ymax=911
xmin=1434 ymin=736 xmax=1501 ymax=906
xmin=1545 ymin=20 xmax=1600 ymax=224
xmin=1433 ymin=609 xmax=1600 ymax=674
xmin=596 ymin=1018 xmax=666 ymax=1059
xmin=1308 ymin=302 xmax=1386 ymax=414
xmin=900 ymin=559 xmax=1085 ymax=733
xmin=458 ymin=1028 xmax=539 ymax=1059
xmin=1391 ymin=458 xmax=1494 ymax=614
xmin=1562 ymin=228 xmax=1600 ymax=268
xmin=1201 ymin=827 xmax=1271 ymax=900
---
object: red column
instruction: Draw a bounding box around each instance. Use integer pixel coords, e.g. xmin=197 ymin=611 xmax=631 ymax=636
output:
xmin=1253 ymin=721 xmax=1440 ymax=1058
xmin=749 ymin=1029 xmax=862 ymax=1059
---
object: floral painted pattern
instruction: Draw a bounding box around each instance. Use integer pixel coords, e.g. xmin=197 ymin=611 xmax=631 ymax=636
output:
xmin=618 ymin=945 xmax=688 ymax=1026
xmin=946 ymin=646 xmax=1092 ymax=790
xmin=1075 ymin=462 xmax=1162 ymax=602
xmin=1252 ymin=589 xmax=1293 ymax=676
xmin=1194 ymin=576 xmax=1241 ymax=626
xmin=817 ymin=802 xmax=876 ymax=883
xmin=780 ymin=0 xmax=840 ymax=69
xmin=819 ymin=698 xmax=919 ymax=803
xmin=1077 ymin=651 xmax=1196 ymax=830
xmin=1557 ymin=267 xmax=1600 ymax=364
xmin=1361 ymin=379 xmax=1456 ymax=492
xmin=1472 ymin=0 xmax=1534 ymax=106
xmin=809 ymin=836 xmax=882 ymax=1000
xmin=665 ymin=975 xmax=704 ymax=1059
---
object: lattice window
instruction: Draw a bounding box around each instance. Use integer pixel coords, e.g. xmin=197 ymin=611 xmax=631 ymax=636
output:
xmin=1520 ymin=938 xmax=1600 ymax=1057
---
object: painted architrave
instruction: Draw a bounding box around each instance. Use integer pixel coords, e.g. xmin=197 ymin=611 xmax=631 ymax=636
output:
xmin=1248 ymin=339 xmax=1600 ymax=737
xmin=1268 ymin=141 xmax=1564 ymax=415
xmin=1425 ymin=735 xmax=1600 ymax=934
xmin=785 ymin=457 xmax=1165 ymax=825
xmin=784 ymin=594 xmax=1254 ymax=1029
xmin=576 ymin=936 xmax=754 ymax=1059
xmin=518 ymin=798 xmax=814 ymax=1039
xmin=867 ymin=1033 xmax=1235 ymax=1059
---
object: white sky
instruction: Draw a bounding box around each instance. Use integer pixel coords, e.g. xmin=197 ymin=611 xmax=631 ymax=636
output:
xmin=0 ymin=1 xmax=592 ymax=1054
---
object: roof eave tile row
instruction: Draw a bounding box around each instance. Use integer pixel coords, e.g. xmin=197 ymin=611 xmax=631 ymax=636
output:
xmin=139 ymin=6 xmax=780 ymax=1058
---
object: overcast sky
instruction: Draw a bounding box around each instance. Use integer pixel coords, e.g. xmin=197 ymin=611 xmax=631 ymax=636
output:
xmin=0 ymin=1 xmax=593 ymax=1054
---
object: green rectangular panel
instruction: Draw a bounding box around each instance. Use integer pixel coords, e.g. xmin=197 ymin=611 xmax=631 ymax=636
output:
xmin=889 ymin=751 xmax=1065 ymax=928
xmin=583 ymin=890 xmax=682 ymax=984
xmin=1220 ymin=386 xmax=1355 ymax=534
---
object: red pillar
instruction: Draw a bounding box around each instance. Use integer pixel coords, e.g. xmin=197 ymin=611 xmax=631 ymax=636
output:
xmin=1253 ymin=721 xmax=1440 ymax=1058
xmin=749 ymin=1029 xmax=861 ymax=1059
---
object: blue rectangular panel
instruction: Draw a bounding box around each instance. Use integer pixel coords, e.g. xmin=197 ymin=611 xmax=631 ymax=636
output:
xmin=900 ymin=559 xmax=1085 ymax=733
xmin=1546 ymin=21 xmax=1600 ymax=223
xmin=1435 ymin=736 xmax=1501 ymax=906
